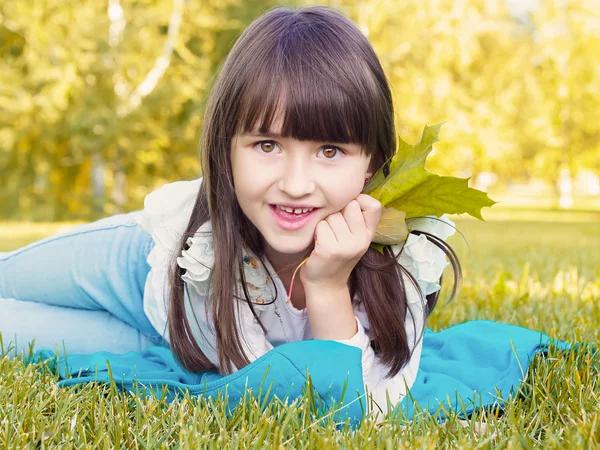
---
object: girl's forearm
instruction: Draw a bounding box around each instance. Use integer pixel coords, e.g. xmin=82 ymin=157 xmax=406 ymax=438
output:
xmin=304 ymin=284 xmax=358 ymax=340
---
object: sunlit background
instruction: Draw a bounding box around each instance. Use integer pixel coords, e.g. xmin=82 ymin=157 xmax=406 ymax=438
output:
xmin=1 ymin=0 xmax=598 ymax=220
xmin=0 ymin=0 xmax=598 ymax=305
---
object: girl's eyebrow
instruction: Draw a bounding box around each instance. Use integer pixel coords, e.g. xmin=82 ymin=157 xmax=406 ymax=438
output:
xmin=242 ymin=131 xmax=285 ymax=138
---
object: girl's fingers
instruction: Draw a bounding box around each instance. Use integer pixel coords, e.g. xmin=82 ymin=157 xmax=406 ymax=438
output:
xmin=325 ymin=212 xmax=351 ymax=243
xmin=354 ymin=194 xmax=382 ymax=235
xmin=341 ymin=200 xmax=366 ymax=236
xmin=322 ymin=195 xmax=381 ymax=247
xmin=314 ymin=219 xmax=337 ymax=249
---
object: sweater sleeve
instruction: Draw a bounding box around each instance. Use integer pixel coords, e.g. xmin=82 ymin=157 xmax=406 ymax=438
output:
xmin=334 ymin=271 xmax=426 ymax=417
xmin=334 ymin=215 xmax=456 ymax=417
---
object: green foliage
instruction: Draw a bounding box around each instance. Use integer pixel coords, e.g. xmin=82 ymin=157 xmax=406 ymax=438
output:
xmin=366 ymin=123 xmax=496 ymax=252
xmin=354 ymin=0 xmax=600 ymax=185
xmin=371 ymin=207 xmax=408 ymax=246
xmin=0 ymin=0 xmax=283 ymax=220
xmin=1 ymin=0 xmax=598 ymax=220
xmin=366 ymin=123 xmax=496 ymax=221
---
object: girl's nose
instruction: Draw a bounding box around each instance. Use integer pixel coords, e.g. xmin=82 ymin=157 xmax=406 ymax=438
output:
xmin=278 ymin=163 xmax=315 ymax=197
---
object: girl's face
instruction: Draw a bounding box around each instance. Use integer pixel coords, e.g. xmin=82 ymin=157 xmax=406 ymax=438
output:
xmin=231 ymin=113 xmax=372 ymax=267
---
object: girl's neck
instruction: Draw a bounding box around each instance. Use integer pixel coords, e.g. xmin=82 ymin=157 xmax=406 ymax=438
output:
xmin=264 ymin=239 xmax=308 ymax=275
xmin=261 ymin=241 xmax=313 ymax=311
xmin=264 ymin=245 xmax=308 ymax=278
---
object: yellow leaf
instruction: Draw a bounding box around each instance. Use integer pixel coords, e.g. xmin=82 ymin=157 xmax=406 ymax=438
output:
xmin=373 ymin=207 xmax=408 ymax=245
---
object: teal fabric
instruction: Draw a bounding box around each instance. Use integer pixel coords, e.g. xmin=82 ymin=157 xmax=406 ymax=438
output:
xmin=30 ymin=320 xmax=583 ymax=427
xmin=33 ymin=339 xmax=367 ymax=425
xmin=394 ymin=320 xmax=577 ymax=420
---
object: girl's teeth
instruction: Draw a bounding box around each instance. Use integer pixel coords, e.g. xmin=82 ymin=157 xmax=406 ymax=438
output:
xmin=276 ymin=205 xmax=314 ymax=214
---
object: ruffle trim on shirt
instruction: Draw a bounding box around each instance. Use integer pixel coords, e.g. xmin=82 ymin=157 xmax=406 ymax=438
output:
xmin=135 ymin=178 xmax=203 ymax=337
xmin=135 ymin=178 xmax=275 ymax=326
xmin=392 ymin=214 xmax=456 ymax=298
xmin=176 ymin=221 xmax=214 ymax=296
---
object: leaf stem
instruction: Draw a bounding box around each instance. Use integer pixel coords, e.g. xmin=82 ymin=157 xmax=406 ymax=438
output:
xmin=286 ymin=256 xmax=310 ymax=304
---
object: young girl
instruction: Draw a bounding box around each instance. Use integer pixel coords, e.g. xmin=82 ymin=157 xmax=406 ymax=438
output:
xmin=0 ymin=5 xmax=460 ymax=416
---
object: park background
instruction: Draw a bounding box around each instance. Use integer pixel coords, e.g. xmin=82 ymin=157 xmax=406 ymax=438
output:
xmin=1 ymin=0 xmax=599 ymax=447
xmin=1 ymin=0 xmax=599 ymax=220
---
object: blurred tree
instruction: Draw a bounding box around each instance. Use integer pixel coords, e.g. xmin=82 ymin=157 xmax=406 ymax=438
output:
xmin=340 ymin=0 xmax=599 ymax=191
xmin=523 ymin=0 xmax=600 ymax=191
xmin=0 ymin=0 xmax=598 ymax=220
xmin=0 ymin=0 xmax=277 ymax=219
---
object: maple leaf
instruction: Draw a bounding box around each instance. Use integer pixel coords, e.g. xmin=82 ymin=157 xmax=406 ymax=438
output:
xmin=363 ymin=122 xmax=497 ymax=253
xmin=372 ymin=207 xmax=409 ymax=245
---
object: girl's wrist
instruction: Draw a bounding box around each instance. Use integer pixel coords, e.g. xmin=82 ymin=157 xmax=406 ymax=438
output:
xmin=303 ymin=283 xmax=357 ymax=340
xmin=302 ymin=280 xmax=349 ymax=298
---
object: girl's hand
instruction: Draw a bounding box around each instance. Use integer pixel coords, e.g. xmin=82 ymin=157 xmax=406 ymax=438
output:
xmin=299 ymin=194 xmax=382 ymax=290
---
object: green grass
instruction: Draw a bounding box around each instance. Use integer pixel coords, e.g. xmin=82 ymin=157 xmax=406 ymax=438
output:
xmin=1 ymin=209 xmax=599 ymax=448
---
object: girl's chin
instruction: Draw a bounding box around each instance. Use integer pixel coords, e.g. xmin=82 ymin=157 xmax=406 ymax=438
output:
xmin=264 ymin=233 xmax=314 ymax=256
xmin=270 ymin=241 xmax=313 ymax=256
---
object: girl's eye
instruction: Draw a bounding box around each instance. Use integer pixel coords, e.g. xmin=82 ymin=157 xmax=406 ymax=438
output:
xmin=256 ymin=140 xmax=278 ymax=153
xmin=319 ymin=146 xmax=344 ymax=159
xmin=253 ymin=140 xmax=345 ymax=159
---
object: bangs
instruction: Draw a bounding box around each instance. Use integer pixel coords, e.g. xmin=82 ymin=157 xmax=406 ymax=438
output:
xmin=234 ymin=31 xmax=381 ymax=155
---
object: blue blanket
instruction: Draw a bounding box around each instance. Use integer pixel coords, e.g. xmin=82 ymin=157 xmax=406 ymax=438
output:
xmin=31 ymin=320 xmax=577 ymax=426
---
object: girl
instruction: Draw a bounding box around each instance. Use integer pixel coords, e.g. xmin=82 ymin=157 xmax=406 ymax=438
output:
xmin=0 ymin=5 xmax=460 ymax=416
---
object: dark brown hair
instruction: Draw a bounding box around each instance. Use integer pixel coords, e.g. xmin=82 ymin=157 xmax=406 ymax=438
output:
xmin=167 ymin=5 xmax=461 ymax=377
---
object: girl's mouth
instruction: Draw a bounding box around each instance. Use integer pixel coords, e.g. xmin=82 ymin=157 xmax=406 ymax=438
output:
xmin=269 ymin=205 xmax=320 ymax=231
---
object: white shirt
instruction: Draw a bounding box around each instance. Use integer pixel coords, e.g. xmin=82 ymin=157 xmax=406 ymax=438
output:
xmin=134 ymin=177 xmax=456 ymax=417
